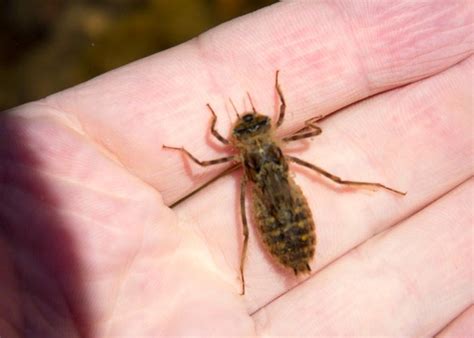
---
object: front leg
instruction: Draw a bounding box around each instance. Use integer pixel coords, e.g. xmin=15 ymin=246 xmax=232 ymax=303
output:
xmin=275 ymin=70 xmax=287 ymax=128
xmin=206 ymin=104 xmax=230 ymax=145
xmin=163 ymin=145 xmax=237 ymax=166
xmin=283 ymin=116 xmax=324 ymax=143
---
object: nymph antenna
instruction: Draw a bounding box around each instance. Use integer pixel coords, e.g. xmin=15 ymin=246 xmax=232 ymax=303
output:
xmin=246 ymin=92 xmax=257 ymax=113
xmin=229 ymin=98 xmax=240 ymax=119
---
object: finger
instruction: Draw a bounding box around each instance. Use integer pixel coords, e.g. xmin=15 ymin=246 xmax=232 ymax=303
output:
xmin=42 ymin=1 xmax=473 ymax=204
xmin=175 ymin=56 xmax=473 ymax=311
xmin=436 ymin=305 xmax=474 ymax=337
xmin=252 ymin=179 xmax=473 ymax=336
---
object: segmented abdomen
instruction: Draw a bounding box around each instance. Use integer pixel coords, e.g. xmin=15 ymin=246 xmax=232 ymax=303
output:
xmin=252 ymin=166 xmax=316 ymax=274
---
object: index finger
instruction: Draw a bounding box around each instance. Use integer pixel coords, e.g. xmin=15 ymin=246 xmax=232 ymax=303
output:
xmin=48 ymin=1 xmax=473 ymax=204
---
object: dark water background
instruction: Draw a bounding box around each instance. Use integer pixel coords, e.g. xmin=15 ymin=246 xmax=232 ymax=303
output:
xmin=0 ymin=0 xmax=276 ymax=111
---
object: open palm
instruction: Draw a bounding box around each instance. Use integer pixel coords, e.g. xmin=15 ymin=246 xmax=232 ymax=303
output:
xmin=1 ymin=1 xmax=472 ymax=337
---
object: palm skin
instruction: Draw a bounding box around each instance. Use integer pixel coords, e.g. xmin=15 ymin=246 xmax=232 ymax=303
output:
xmin=0 ymin=1 xmax=472 ymax=337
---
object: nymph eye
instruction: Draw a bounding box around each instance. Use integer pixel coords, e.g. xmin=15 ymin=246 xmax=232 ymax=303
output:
xmin=243 ymin=114 xmax=253 ymax=122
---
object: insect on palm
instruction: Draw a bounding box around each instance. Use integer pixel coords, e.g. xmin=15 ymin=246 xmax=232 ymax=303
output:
xmin=163 ymin=71 xmax=405 ymax=295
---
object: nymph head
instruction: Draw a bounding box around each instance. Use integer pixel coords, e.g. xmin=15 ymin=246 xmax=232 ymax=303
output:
xmin=232 ymin=112 xmax=271 ymax=140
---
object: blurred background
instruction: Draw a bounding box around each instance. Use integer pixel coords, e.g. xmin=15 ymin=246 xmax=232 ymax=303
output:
xmin=0 ymin=0 xmax=277 ymax=111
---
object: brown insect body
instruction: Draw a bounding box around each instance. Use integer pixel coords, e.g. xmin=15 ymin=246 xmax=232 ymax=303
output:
xmin=232 ymin=113 xmax=315 ymax=274
xmin=164 ymin=71 xmax=405 ymax=294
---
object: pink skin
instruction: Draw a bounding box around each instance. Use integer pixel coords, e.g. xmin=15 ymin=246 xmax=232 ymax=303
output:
xmin=1 ymin=1 xmax=473 ymax=337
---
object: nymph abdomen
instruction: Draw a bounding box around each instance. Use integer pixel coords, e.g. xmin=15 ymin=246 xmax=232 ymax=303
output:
xmin=252 ymin=166 xmax=316 ymax=274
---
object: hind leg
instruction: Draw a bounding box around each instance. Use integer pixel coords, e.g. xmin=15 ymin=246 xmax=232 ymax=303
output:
xmin=239 ymin=175 xmax=249 ymax=295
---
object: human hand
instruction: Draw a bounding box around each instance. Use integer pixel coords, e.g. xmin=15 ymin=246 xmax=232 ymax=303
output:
xmin=1 ymin=1 xmax=472 ymax=337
